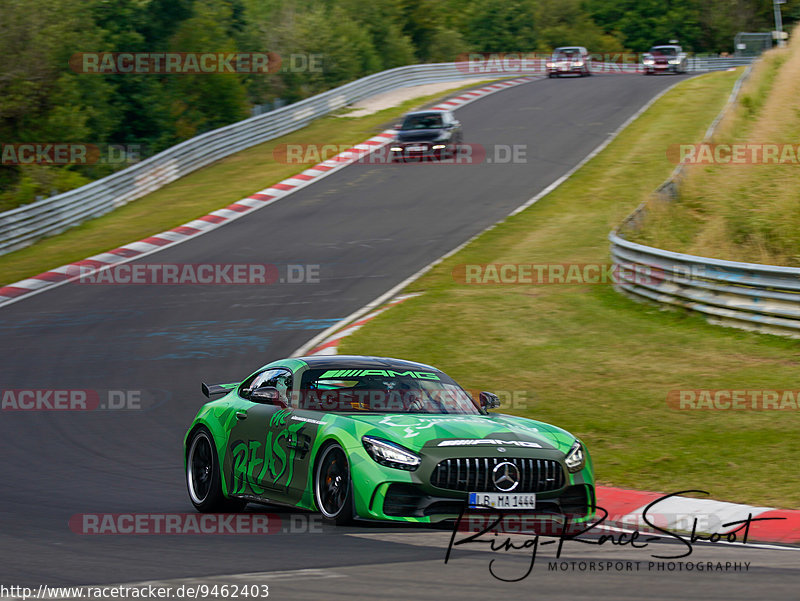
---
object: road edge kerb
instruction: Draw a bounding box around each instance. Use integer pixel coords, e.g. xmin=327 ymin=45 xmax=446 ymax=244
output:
xmin=596 ymin=486 xmax=800 ymax=544
xmin=0 ymin=76 xmax=539 ymax=309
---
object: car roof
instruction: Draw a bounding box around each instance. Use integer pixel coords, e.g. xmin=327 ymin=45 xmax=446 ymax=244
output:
xmin=295 ymin=354 xmax=440 ymax=372
xmin=403 ymin=110 xmax=448 ymax=117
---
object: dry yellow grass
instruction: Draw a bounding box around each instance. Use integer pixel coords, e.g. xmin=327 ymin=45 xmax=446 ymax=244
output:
xmin=629 ymin=32 xmax=800 ymax=266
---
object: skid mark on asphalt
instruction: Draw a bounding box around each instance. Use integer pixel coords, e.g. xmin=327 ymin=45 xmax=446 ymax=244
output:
xmin=132 ymin=317 xmax=343 ymax=360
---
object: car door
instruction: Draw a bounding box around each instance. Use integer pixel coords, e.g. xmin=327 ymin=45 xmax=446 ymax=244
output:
xmin=223 ymin=368 xmax=302 ymax=504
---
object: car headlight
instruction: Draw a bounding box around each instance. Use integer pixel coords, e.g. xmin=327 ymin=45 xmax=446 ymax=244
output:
xmin=573 ymin=60 xmax=584 ymax=67
xmin=362 ymin=436 xmax=421 ymax=471
xmin=546 ymin=62 xmax=555 ymax=68
xmin=669 ymin=59 xmax=680 ymax=65
xmin=565 ymin=441 xmax=585 ymax=473
xmin=432 ymin=144 xmax=446 ymax=149
xmin=390 ymin=146 xmax=403 ymax=152
xmin=643 ymin=59 xmax=654 ymax=65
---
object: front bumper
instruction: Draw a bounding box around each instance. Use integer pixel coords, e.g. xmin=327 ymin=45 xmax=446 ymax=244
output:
xmin=390 ymin=143 xmax=453 ymax=161
xmin=644 ymin=63 xmax=679 ymax=73
xmin=377 ymin=481 xmax=595 ymax=522
xmin=351 ymin=449 xmax=595 ymax=525
xmin=547 ymin=64 xmax=586 ymax=75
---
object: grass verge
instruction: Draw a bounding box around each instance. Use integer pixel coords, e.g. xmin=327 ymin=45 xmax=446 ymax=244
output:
xmin=0 ymin=80 xmax=495 ymax=287
xmin=628 ymin=36 xmax=800 ymax=266
xmin=339 ymin=69 xmax=800 ymax=508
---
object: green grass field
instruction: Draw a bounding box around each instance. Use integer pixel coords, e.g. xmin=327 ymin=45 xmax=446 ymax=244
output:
xmin=0 ymin=80 xmax=493 ymax=287
xmin=339 ymin=69 xmax=800 ymax=509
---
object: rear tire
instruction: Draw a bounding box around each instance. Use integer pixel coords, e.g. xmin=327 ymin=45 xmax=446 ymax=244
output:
xmin=187 ymin=427 xmax=246 ymax=513
xmin=314 ymin=443 xmax=354 ymax=525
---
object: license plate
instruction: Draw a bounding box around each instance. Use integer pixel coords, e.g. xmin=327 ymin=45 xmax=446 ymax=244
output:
xmin=468 ymin=492 xmax=536 ymax=510
xmin=406 ymin=145 xmax=426 ymax=152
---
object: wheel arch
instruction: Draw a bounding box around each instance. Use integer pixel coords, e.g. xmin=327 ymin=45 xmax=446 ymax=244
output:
xmin=184 ymin=414 xmax=234 ymax=496
xmin=310 ymin=436 xmax=352 ymax=511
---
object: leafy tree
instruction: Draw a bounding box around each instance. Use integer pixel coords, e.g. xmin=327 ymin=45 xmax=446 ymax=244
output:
xmin=166 ymin=0 xmax=250 ymax=138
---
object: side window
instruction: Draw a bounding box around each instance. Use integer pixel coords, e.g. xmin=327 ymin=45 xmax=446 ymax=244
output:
xmin=241 ymin=368 xmax=293 ymax=404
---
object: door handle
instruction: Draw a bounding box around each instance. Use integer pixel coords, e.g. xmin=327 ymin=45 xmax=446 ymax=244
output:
xmin=236 ymin=411 xmax=248 ymax=420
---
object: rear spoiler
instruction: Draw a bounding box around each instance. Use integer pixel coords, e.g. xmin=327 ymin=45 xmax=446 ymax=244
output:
xmin=201 ymin=382 xmax=238 ymax=399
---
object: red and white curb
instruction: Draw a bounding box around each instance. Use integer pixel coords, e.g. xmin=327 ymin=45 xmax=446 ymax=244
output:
xmin=597 ymin=486 xmax=800 ymax=544
xmin=0 ymin=76 xmax=539 ymax=309
xmin=305 ymin=293 xmax=421 ymax=355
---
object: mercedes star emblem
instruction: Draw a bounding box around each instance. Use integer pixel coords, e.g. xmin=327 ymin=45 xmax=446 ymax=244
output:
xmin=492 ymin=461 xmax=520 ymax=492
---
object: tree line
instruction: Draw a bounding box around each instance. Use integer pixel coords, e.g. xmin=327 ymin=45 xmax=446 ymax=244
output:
xmin=1 ymin=0 xmax=796 ymax=211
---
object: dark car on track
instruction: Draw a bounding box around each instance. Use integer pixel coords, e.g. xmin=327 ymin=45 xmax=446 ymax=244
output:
xmin=547 ymin=46 xmax=591 ymax=77
xmin=390 ymin=110 xmax=463 ymax=161
xmin=184 ymin=355 xmax=595 ymax=525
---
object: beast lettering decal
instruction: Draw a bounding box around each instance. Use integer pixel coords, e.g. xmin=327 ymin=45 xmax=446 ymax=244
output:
xmin=230 ymin=409 xmax=304 ymax=495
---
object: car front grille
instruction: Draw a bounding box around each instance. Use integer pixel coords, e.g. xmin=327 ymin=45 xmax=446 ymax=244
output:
xmin=430 ymin=457 xmax=564 ymax=493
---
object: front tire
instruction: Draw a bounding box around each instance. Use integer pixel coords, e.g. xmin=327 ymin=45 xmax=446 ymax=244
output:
xmin=187 ymin=427 xmax=246 ymax=512
xmin=314 ymin=443 xmax=354 ymax=525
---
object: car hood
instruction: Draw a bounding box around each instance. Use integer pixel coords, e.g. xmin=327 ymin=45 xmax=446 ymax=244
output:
xmin=396 ymin=129 xmax=447 ymax=143
xmin=343 ymin=413 xmax=576 ymax=454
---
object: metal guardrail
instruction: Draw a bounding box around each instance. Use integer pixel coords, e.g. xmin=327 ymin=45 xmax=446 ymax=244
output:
xmin=609 ymin=235 xmax=800 ymax=337
xmin=0 ymin=57 xmax=752 ymax=256
xmin=688 ymin=57 xmax=754 ymax=70
xmin=609 ymin=59 xmax=800 ymax=338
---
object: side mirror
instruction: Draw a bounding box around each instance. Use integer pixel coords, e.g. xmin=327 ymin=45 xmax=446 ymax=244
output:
xmin=250 ymin=386 xmax=287 ymax=407
xmin=393 ymin=123 xmax=402 ymax=130
xmin=479 ymin=391 xmax=501 ymax=410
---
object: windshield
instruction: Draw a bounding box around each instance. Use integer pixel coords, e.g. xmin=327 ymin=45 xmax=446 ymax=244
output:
xmin=650 ymin=47 xmax=677 ymax=56
xmin=297 ymin=367 xmax=481 ymax=414
xmin=553 ymin=48 xmax=580 ymax=59
xmin=400 ymin=113 xmax=444 ymax=130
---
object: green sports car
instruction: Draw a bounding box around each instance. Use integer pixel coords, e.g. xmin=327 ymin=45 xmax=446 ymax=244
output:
xmin=184 ymin=355 xmax=594 ymax=525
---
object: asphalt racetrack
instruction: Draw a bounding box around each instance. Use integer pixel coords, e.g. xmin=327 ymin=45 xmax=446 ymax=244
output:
xmin=2 ymin=72 xmax=797 ymax=599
